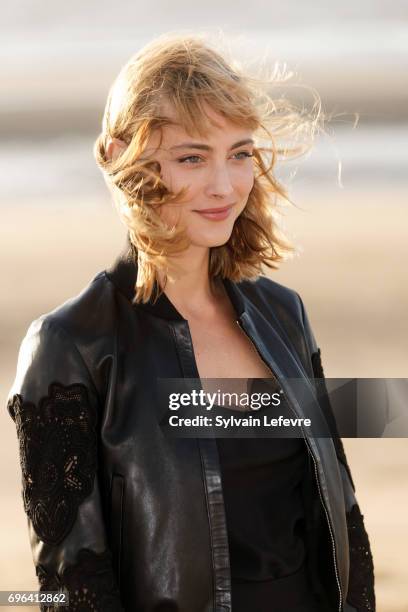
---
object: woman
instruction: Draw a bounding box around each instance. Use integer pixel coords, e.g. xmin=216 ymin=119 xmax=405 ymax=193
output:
xmin=7 ymin=34 xmax=375 ymax=611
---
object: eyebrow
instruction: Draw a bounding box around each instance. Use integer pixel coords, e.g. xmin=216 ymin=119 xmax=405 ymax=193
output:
xmin=169 ymin=138 xmax=254 ymax=152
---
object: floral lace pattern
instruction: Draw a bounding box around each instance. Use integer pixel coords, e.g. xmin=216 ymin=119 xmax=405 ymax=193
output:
xmin=311 ymin=350 xmax=375 ymax=610
xmin=36 ymin=548 xmax=123 ymax=611
xmin=346 ymin=504 xmax=376 ymax=611
xmin=8 ymin=382 xmax=98 ymax=545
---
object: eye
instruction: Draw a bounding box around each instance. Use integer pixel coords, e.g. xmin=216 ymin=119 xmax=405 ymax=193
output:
xmin=233 ymin=151 xmax=254 ymax=160
xmin=177 ymin=151 xmax=254 ymax=165
xmin=177 ymin=155 xmax=203 ymax=164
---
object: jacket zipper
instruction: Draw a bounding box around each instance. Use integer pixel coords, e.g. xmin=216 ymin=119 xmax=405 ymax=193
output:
xmin=235 ymin=318 xmax=343 ymax=612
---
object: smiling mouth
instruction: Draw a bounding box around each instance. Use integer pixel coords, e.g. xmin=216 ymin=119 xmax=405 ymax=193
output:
xmin=192 ymin=203 xmax=235 ymax=222
xmin=193 ymin=204 xmax=235 ymax=213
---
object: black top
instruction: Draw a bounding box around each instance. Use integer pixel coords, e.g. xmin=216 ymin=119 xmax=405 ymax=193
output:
xmin=216 ymin=378 xmax=320 ymax=612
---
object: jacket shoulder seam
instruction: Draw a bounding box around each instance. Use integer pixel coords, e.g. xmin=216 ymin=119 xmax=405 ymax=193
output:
xmin=36 ymin=316 xmax=100 ymax=398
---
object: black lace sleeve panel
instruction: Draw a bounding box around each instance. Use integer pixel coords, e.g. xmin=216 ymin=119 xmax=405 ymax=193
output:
xmin=310 ymin=349 xmax=376 ymax=611
xmin=346 ymin=504 xmax=376 ymax=612
xmin=7 ymin=318 xmax=124 ymax=612
xmin=36 ymin=548 xmax=123 ymax=611
xmin=8 ymin=383 xmax=97 ymax=545
xmin=296 ymin=294 xmax=375 ymax=609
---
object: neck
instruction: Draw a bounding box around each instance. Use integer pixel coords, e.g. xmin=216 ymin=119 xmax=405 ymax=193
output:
xmin=157 ymin=245 xmax=222 ymax=317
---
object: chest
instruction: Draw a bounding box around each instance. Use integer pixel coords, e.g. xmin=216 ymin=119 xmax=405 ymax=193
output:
xmin=187 ymin=317 xmax=273 ymax=380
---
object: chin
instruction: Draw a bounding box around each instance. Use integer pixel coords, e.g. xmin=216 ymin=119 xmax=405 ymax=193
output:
xmin=191 ymin=229 xmax=234 ymax=248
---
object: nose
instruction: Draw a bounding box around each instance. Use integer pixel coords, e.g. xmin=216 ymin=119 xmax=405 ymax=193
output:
xmin=205 ymin=163 xmax=235 ymax=199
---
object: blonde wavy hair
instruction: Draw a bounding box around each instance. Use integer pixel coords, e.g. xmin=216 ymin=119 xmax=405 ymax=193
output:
xmin=94 ymin=32 xmax=323 ymax=303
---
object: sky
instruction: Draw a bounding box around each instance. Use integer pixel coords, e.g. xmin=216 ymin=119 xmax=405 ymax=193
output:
xmin=1 ymin=1 xmax=407 ymax=132
xmin=1 ymin=0 xmax=406 ymax=205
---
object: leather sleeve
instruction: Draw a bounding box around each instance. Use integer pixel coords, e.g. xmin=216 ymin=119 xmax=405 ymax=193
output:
xmin=7 ymin=317 xmax=124 ymax=611
xmin=296 ymin=293 xmax=376 ymax=612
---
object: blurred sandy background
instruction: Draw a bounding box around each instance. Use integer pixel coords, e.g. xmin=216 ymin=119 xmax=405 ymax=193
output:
xmin=1 ymin=2 xmax=408 ymax=610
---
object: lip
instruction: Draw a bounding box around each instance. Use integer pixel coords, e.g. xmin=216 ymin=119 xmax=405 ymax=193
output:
xmin=193 ymin=203 xmax=235 ymax=221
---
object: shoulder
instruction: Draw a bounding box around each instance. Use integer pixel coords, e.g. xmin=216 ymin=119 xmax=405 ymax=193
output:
xmin=237 ymin=274 xmax=304 ymax=324
xmin=17 ymin=271 xmax=118 ymax=382
xmin=9 ymin=272 xmax=119 ymax=407
xmin=28 ymin=271 xmax=116 ymax=342
xmin=236 ymin=274 xmax=318 ymax=373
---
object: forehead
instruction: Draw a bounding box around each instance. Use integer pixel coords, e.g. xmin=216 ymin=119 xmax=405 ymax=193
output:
xmin=151 ymin=101 xmax=253 ymax=150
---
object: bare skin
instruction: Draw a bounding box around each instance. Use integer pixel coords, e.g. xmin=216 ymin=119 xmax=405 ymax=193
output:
xmin=107 ymin=103 xmax=272 ymax=399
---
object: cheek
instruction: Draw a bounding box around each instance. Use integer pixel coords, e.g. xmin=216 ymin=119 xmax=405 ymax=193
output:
xmin=157 ymin=163 xmax=189 ymax=226
xmin=239 ymin=167 xmax=255 ymax=195
xmin=160 ymin=162 xmax=198 ymax=204
xmin=158 ymin=202 xmax=185 ymax=229
xmin=233 ymin=172 xmax=254 ymax=216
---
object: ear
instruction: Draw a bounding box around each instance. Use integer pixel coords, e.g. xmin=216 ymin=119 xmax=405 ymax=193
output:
xmin=106 ymin=137 xmax=128 ymax=161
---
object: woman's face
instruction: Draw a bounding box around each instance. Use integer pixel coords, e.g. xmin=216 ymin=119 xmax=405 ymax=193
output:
xmin=145 ymin=103 xmax=255 ymax=248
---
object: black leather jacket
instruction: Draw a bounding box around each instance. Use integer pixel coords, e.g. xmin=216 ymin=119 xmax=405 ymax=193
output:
xmin=7 ymin=236 xmax=375 ymax=612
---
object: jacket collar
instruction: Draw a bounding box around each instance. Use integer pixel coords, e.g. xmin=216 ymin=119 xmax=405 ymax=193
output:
xmin=106 ymin=233 xmax=246 ymax=322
